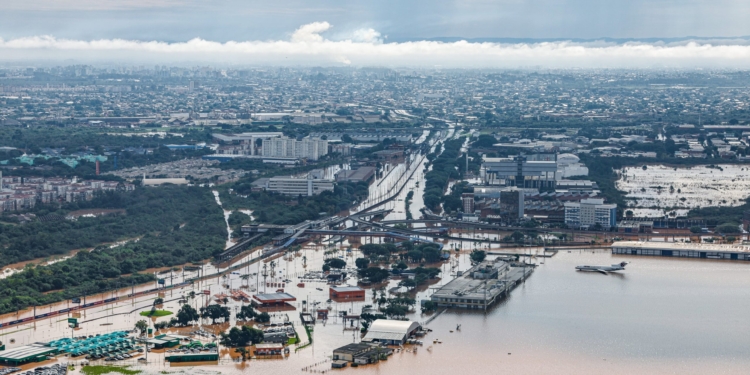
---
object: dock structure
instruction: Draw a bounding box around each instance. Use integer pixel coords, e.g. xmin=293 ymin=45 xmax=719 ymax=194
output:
xmin=430 ymin=258 xmax=533 ymax=309
xmin=611 ymin=241 xmax=750 ymax=261
xmin=165 ymin=352 xmax=219 ymax=363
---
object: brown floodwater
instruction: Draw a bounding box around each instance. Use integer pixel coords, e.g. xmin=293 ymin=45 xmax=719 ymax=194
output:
xmin=6 ymin=245 xmax=749 ymax=375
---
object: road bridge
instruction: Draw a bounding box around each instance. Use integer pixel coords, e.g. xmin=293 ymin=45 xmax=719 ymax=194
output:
xmin=305 ymin=229 xmax=444 ymax=249
xmin=377 ymin=219 xmax=689 ymax=240
xmin=216 ymin=234 xmax=263 ymax=261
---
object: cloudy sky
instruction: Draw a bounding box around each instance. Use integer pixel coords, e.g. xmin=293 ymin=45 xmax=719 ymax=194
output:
xmin=2 ymin=0 xmax=750 ymax=67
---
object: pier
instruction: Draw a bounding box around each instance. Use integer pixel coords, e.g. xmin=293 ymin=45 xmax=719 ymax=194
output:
xmin=430 ymin=258 xmax=534 ymax=310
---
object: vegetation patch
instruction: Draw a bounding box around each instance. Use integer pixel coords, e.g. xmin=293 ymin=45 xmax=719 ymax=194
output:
xmin=295 ymin=325 xmax=313 ymax=352
xmin=80 ymin=365 xmax=142 ymax=375
xmin=140 ymin=310 xmax=173 ymax=317
xmin=422 ymin=139 xmax=479 ymax=213
xmin=0 ymin=185 xmax=226 ymax=315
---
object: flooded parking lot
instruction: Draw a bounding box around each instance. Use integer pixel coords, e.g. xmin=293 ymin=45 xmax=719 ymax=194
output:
xmin=616 ymin=164 xmax=750 ymax=211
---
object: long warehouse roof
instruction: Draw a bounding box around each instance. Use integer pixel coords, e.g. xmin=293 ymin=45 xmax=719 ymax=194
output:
xmin=0 ymin=344 xmax=56 ymax=360
xmin=611 ymin=241 xmax=750 ymax=253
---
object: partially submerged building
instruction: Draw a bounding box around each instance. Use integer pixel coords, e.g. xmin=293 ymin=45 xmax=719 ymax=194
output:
xmin=329 ymin=286 xmax=365 ymax=300
xmin=361 ymin=319 xmax=422 ymax=346
xmin=146 ymin=334 xmax=181 ymax=349
xmin=430 ymin=258 xmax=533 ymax=309
xmin=254 ymin=343 xmax=284 ymax=356
xmin=0 ymin=344 xmax=59 ymax=366
xmin=611 ymin=241 xmax=750 ymax=261
xmin=252 ymin=292 xmax=297 ymax=307
xmin=165 ymin=352 xmax=219 ymax=363
xmin=332 ymin=342 xmax=393 ymax=365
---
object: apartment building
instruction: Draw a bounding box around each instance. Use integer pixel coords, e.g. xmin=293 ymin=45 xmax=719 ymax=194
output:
xmin=261 ymin=137 xmax=328 ymax=161
xmin=564 ymin=198 xmax=617 ymax=229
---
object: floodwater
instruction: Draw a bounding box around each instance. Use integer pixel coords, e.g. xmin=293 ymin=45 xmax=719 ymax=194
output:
xmin=212 ymin=190 xmax=234 ymax=249
xmin=7 ymin=246 xmax=750 ymax=375
xmin=237 ymin=250 xmax=750 ymax=375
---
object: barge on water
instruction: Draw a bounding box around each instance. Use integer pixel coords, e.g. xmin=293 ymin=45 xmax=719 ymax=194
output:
xmin=611 ymin=241 xmax=750 ymax=261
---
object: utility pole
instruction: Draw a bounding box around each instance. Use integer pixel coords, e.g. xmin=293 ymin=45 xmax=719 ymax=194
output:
xmin=483 ymin=279 xmax=487 ymax=313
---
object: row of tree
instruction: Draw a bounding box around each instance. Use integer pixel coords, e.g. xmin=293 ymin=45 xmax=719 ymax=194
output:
xmin=423 ymin=139 xmax=465 ymax=211
xmin=228 ymin=181 xmax=369 ymax=225
xmin=0 ymin=186 xmax=227 ymax=315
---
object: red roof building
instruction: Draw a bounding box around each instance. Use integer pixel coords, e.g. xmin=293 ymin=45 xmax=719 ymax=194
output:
xmin=329 ymin=286 xmax=365 ymax=300
xmin=252 ymin=292 xmax=296 ymax=306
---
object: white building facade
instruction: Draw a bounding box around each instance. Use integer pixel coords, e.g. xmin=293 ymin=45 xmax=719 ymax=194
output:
xmin=265 ymin=175 xmax=334 ymax=196
xmin=564 ymin=198 xmax=617 ymax=229
xmin=262 ymin=137 xmax=328 ymax=161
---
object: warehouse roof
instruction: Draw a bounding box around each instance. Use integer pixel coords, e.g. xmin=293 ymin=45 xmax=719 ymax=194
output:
xmin=253 ymin=293 xmax=296 ymax=303
xmin=0 ymin=344 xmax=57 ymax=361
xmin=330 ymin=286 xmax=364 ymax=293
xmin=612 ymin=241 xmax=750 ymax=253
xmin=362 ymin=319 xmax=420 ymax=342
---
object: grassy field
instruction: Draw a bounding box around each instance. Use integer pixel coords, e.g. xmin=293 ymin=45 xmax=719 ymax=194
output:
xmin=80 ymin=365 xmax=141 ymax=375
xmin=139 ymin=310 xmax=173 ymax=317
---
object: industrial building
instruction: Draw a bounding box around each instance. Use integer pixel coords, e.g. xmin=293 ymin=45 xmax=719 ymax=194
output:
xmin=611 ymin=241 xmax=750 ymax=261
xmin=252 ymin=292 xmax=297 ymax=307
xmin=332 ymin=342 xmax=392 ymax=365
xmin=142 ymin=177 xmax=189 ymax=186
xmin=309 ymin=132 xmax=413 ymax=143
xmin=555 ymin=180 xmax=600 ymax=194
xmin=564 ymin=198 xmax=617 ymax=229
xmin=361 ymin=319 xmax=422 ymax=345
xmin=262 ymin=332 xmax=290 ymax=344
xmin=430 ymin=258 xmax=532 ymax=309
xmin=480 ymin=155 xmax=557 ymax=189
xmin=329 ymin=286 xmax=365 ymax=300
xmin=555 ymin=153 xmax=589 ymax=179
xmin=212 ymin=132 xmax=284 ymax=143
xmin=146 ymin=334 xmax=184 ymax=349
xmin=252 ymin=172 xmax=335 ymax=196
xmin=335 ymin=167 xmax=376 ymax=183
xmin=165 ymin=352 xmax=219 ymax=362
xmin=371 ymin=149 xmax=405 ymax=161
xmin=0 ymin=344 xmax=59 ymax=366
xmin=254 ymin=343 xmax=284 ymax=356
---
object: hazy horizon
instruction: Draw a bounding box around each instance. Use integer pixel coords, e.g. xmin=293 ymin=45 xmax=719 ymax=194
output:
xmin=3 ymin=1 xmax=750 ymax=67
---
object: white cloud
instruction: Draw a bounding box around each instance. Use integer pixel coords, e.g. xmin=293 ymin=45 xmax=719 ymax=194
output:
xmin=2 ymin=22 xmax=750 ymax=67
xmin=347 ymin=28 xmax=383 ymax=44
xmin=290 ymin=22 xmax=332 ymax=43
